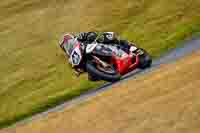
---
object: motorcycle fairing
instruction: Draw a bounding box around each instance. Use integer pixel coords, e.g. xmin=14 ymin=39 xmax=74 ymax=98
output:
xmin=90 ymin=44 xmax=140 ymax=74
xmin=69 ymin=43 xmax=83 ymax=66
xmin=86 ymin=43 xmax=98 ymax=54
xmin=91 ymin=44 xmax=113 ymax=57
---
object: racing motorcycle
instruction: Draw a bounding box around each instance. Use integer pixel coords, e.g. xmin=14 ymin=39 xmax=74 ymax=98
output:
xmin=60 ymin=34 xmax=152 ymax=82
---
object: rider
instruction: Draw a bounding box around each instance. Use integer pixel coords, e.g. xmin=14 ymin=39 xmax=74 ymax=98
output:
xmin=76 ymin=32 xmax=137 ymax=54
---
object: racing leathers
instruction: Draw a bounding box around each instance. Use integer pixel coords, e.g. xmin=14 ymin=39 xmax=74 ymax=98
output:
xmin=77 ymin=32 xmax=134 ymax=54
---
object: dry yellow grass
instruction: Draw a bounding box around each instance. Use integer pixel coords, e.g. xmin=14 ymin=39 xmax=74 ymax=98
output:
xmin=1 ymin=51 xmax=200 ymax=133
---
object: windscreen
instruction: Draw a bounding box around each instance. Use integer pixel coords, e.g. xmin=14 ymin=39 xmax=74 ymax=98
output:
xmin=63 ymin=38 xmax=77 ymax=55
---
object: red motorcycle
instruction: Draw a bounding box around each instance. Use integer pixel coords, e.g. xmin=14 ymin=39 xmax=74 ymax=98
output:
xmin=60 ymin=34 xmax=152 ymax=82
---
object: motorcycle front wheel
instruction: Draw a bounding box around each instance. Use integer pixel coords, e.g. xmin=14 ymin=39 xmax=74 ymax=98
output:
xmin=86 ymin=60 xmax=121 ymax=82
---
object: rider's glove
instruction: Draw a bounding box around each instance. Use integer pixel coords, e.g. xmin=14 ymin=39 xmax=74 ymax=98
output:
xmin=77 ymin=32 xmax=87 ymax=42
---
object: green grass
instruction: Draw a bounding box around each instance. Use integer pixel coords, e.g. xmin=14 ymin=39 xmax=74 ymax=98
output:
xmin=0 ymin=0 xmax=200 ymax=128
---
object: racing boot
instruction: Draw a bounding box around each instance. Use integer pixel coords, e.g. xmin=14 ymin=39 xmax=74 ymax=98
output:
xmin=129 ymin=45 xmax=138 ymax=63
xmin=129 ymin=45 xmax=138 ymax=54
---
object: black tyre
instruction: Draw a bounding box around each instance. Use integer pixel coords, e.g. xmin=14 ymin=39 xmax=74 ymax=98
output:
xmin=137 ymin=48 xmax=152 ymax=69
xmin=88 ymin=74 xmax=100 ymax=81
xmin=86 ymin=61 xmax=121 ymax=82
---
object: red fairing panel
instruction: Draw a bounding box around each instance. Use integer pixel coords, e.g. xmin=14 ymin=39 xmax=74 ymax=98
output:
xmin=113 ymin=55 xmax=139 ymax=74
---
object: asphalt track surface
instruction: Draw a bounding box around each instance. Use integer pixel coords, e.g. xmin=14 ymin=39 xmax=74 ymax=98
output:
xmin=4 ymin=36 xmax=200 ymax=129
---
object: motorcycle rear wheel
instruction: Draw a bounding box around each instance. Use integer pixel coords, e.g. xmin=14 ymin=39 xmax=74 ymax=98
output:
xmin=137 ymin=48 xmax=152 ymax=69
